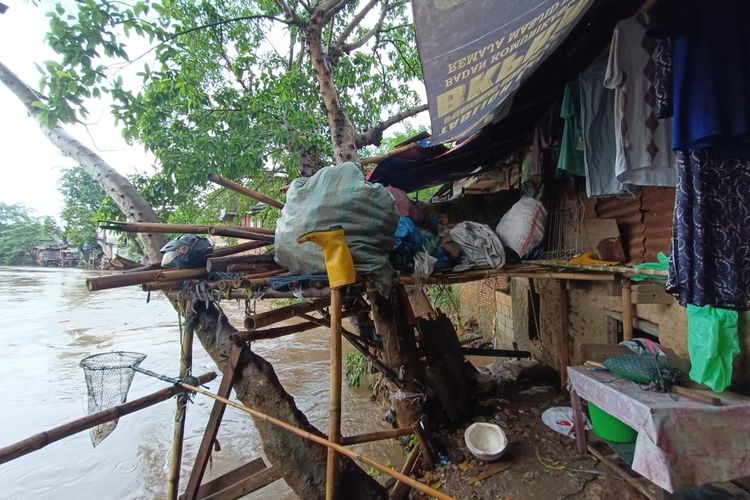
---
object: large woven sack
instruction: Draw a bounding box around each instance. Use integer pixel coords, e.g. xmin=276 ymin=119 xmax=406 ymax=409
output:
xmin=495 ymin=196 xmax=547 ymax=257
xmin=274 ymin=163 xmax=399 ymax=295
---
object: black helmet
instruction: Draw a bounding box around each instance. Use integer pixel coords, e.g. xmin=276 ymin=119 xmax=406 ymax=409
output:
xmin=160 ymin=235 xmax=214 ymax=269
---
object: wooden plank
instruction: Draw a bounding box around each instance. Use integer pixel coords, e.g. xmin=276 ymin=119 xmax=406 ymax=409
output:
xmin=570 ymin=389 xmax=588 ymax=455
xmin=632 ymin=284 xmax=674 ymax=304
xmin=560 ymin=280 xmax=569 ymax=389
xmin=588 ymin=443 xmax=656 ymax=500
xmin=671 ymin=386 xmax=722 ymax=406
xmin=178 ymin=458 xmax=265 ymax=500
xmin=461 ymin=347 xmax=531 ymax=358
xmin=465 ymin=462 xmax=511 ymax=484
xmin=340 ymin=427 xmax=412 ymax=446
xmin=183 ymin=345 xmax=243 ymax=500
xmin=206 ymin=465 xmax=282 ymax=500
xmin=404 ymin=286 xmax=437 ymax=321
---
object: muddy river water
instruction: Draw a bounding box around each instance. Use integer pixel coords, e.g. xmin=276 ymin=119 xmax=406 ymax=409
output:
xmin=0 ymin=266 xmax=402 ymax=499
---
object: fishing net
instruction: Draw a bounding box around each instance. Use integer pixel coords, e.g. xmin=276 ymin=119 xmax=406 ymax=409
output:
xmin=80 ymin=351 xmax=146 ymax=446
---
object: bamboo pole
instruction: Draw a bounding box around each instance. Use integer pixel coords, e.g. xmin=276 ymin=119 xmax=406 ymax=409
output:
xmin=207 ymin=173 xmax=285 ymax=210
xmin=205 ymin=252 xmax=276 ymax=273
xmin=246 ymin=298 xmax=331 ymax=329
xmin=212 ymin=240 xmax=273 ymax=258
xmin=0 ymin=372 xmax=217 ymax=465
xmin=207 ymin=226 xmax=275 ymax=241
xmin=360 ymin=142 xmax=420 ymax=166
xmin=175 ymin=381 xmax=452 ymax=500
xmin=167 ymin=301 xmax=193 ymax=499
xmin=232 ymin=307 xmax=369 ymax=342
xmin=142 ymin=280 xmax=184 ymax=291
xmin=87 ymin=268 xmax=206 ymax=292
xmin=326 ymin=288 xmax=343 ymax=500
xmin=560 ymin=280 xmax=570 ymax=389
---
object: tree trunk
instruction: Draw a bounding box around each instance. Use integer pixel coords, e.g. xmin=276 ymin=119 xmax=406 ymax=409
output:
xmin=367 ymin=286 xmax=424 ymax=428
xmin=0 ymin=62 xmax=167 ymax=263
xmin=191 ymin=304 xmax=386 ymax=500
xmin=305 ymin=18 xmax=359 ymax=165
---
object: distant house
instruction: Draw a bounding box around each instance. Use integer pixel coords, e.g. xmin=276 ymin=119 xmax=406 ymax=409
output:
xmin=32 ymin=243 xmax=81 ymax=267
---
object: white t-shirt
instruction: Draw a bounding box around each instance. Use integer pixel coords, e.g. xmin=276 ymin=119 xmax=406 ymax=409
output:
xmin=604 ymin=14 xmax=676 ymax=187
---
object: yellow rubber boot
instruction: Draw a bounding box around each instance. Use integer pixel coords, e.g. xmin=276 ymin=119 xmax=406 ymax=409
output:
xmin=297 ymin=226 xmax=356 ymax=288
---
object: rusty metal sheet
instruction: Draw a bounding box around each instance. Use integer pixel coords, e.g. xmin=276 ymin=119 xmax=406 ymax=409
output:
xmin=594 ymin=192 xmax=644 ymax=263
xmin=641 ymin=187 xmax=675 ymax=262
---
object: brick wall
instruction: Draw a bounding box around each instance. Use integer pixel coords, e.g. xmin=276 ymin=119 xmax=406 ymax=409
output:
xmin=457 ymin=279 xmax=499 ymax=338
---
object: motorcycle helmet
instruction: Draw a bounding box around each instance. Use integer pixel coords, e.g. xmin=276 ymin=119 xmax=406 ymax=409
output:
xmin=160 ymin=234 xmax=214 ymax=269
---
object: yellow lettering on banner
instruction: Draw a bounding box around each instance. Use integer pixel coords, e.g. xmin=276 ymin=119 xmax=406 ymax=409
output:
xmin=558 ymin=0 xmax=589 ymax=32
xmin=437 ymin=85 xmax=466 ymax=117
xmin=496 ymin=51 xmax=525 ymax=85
xmin=466 ymin=63 xmax=499 ymax=101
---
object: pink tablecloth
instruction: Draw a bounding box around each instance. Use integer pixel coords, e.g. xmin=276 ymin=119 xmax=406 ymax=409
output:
xmin=568 ymin=366 xmax=750 ymax=492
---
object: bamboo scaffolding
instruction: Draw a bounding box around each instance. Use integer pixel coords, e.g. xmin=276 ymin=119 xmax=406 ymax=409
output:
xmin=246 ymin=297 xmax=330 ymax=329
xmin=326 ymin=288 xmax=343 ymax=500
xmin=390 ymin=443 xmax=423 ymax=499
xmin=206 ymin=226 xmax=275 ymax=241
xmin=298 ymin=314 xmax=404 ymax=389
xmin=0 ymin=371 xmax=217 ymax=465
xmin=167 ymin=300 xmax=193 ymax=499
xmin=175 ymin=380 xmax=452 ymax=500
xmin=231 ymin=307 xmax=369 ymax=342
xmin=87 ymin=268 xmax=207 ymax=291
xmin=142 ymin=280 xmax=185 ymax=291
xmin=207 ymin=173 xmax=285 ymax=210
xmin=532 ymin=259 xmax=669 ymax=277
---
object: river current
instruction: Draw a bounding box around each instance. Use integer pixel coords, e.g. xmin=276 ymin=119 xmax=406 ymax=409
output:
xmin=0 ymin=266 xmax=401 ymax=499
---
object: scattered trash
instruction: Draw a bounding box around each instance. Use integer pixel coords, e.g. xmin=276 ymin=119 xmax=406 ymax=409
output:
xmin=541 ymin=406 xmax=590 ymax=439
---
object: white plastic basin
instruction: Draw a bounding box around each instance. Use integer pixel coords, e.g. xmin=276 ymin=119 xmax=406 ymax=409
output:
xmin=464 ymin=422 xmax=508 ymax=462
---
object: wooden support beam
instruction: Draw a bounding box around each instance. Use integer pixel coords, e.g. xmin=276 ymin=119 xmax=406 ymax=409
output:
xmin=622 ymin=279 xmax=633 ymax=341
xmin=340 ymin=427 xmax=412 ymax=446
xmin=461 ymin=347 xmax=531 ymax=358
xmin=0 ymin=371 xmax=217 ymax=465
xmin=179 ymin=458 xmax=265 ymax=500
xmin=413 ymin=422 xmax=435 ymax=471
xmin=631 ymin=284 xmax=674 ymax=304
xmin=207 ymin=173 xmax=285 ymax=210
xmin=245 ymin=298 xmax=330 ymax=330
xmin=204 ymin=466 xmax=282 ymax=500
xmin=389 ymin=444 xmax=422 ymax=500
xmin=560 ymin=280 xmax=570 ymax=389
xmin=212 ymin=240 xmax=274 ymax=258
xmin=587 ymin=444 xmax=656 ymax=500
xmin=183 ymin=345 xmax=243 ymax=500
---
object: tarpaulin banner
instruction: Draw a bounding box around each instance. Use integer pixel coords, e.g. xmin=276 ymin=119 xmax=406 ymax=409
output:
xmin=413 ymin=0 xmax=594 ymax=144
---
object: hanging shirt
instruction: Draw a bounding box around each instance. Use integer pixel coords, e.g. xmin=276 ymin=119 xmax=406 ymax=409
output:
xmin=557 ymin=81 xmax=586 ymax=177
xmin=604 ymin=14 xmax=676 ymax=187
xmin=648 ymin=0 xmax=750 ymax=159
xmin=578 ymin=61 xmax=633 ymax=197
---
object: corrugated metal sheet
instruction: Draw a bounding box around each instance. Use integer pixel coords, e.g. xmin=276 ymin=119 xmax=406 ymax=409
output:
xmin=595 ymin=192 xmax=645 ymax=263
xmin=641 ymin=187 xmax=675 ymax=262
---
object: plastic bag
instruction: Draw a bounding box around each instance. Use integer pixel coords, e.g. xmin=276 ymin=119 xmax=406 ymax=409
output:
xmin=541 ymin=407 xmax=590 ymax=439
xmin=687 ymin=304 xmax=739 ymax=392
xmin=275 ymin=163 xmax=399 ymax=295
xmin=495 ymin=196 xmax=547 ymax=257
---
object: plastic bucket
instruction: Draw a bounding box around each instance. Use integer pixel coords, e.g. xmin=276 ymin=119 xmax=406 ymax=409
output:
xmin=587 ymin=402 xmax=637 ymax=443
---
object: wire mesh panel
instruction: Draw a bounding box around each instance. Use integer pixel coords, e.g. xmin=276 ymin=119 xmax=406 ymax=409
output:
xmin=79 ymin=351 xmax=146 ymax=446
xmin=541 ymin=187 xmax=585 ymax=260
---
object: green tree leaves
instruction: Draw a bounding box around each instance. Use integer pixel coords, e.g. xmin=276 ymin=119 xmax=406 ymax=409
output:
xmin=0 ymin=203 xmax=59 ymax=265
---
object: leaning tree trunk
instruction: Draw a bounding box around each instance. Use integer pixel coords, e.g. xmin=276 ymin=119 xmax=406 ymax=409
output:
xmin=0 ymin=62 xmax=166 ymax=263
xmin=0 ymin=61 xmax=384 ymax=498
xmin=192 ymin=304 xmax=385 ymax=499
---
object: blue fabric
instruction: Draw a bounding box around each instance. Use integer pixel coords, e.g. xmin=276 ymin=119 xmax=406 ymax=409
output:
xmin=650 ymin=0 xmax=750 ymax=158
xmin=391 ymin=217 xmax=423 ymax=272
xmin=667 ymin=150 xmax=750 ymax=310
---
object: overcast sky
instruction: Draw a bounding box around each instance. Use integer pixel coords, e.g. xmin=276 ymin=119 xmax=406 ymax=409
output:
xmin=0 ymin=0 xmax=154 ymax=219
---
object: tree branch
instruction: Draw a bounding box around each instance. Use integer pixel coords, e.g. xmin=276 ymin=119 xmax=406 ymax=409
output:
xmin=356 ymin=103 xmax=428 ymax=147
xmin=332 ymin=0 xmax=380 ymax=51
xmin=315 ymin=0 xmax=351 ymax=25
xmin=273 ymin=0 xmax=302 ymax=25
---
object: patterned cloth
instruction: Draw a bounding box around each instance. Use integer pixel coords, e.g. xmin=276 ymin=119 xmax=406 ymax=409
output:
xmin=569 ymin=366 xmax=750 ymax=492
xmin=667 ymin=150 xmax=750 ymax=310
xmin=653 ymin=38 xmax=673 ymax=119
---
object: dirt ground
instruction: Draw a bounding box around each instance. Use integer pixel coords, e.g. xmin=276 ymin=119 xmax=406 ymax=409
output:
xmin=410 ymin=389 xmax=642 ymax=500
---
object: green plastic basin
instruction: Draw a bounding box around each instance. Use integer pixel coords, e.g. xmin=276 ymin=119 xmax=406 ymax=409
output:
xmin=587 ymin=402 xmax=637 ymax=443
